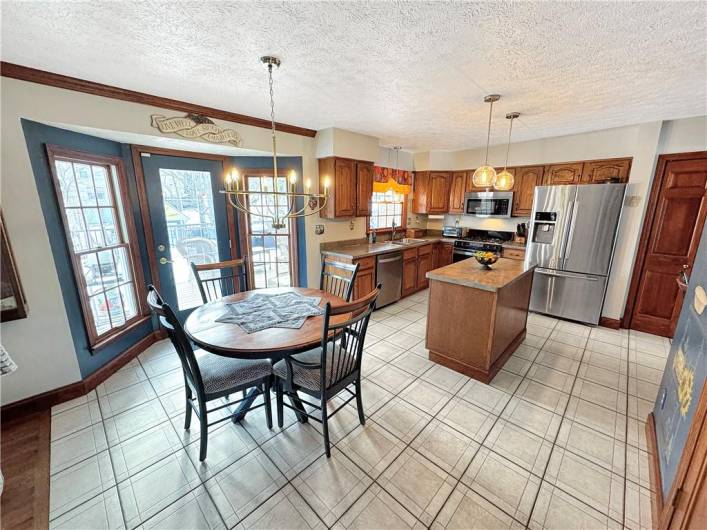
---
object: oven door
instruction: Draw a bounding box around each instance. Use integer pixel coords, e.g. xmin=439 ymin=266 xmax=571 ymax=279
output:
xmin=464 ymin=192 xmax=512 ymax=218
xmin=453 ymin=249 xmax=476 ymax=262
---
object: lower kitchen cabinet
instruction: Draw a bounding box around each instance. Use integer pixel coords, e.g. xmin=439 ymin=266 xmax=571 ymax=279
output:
xmin=501 ymin=247 xmax=526 ymax=261
xmin=402 ymin=249 xmax=418 ymax=297
xmin=436 ymin=242 xmax=453 ymax=268
xmin=417 ymin=245 xmax=433 ymax=289
xmin=352 ymin=256 xmax=375 ymax=300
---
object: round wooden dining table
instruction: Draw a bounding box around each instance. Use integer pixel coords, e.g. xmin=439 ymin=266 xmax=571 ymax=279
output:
xmin=184 ymin=286 xmax=348 ymax=421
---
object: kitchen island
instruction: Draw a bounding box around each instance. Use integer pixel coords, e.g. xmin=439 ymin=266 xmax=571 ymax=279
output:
xmin=425 ymin=258 xmax=535 ymax=383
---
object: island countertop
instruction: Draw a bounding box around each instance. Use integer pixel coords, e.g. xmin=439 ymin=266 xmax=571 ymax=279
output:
xmin=426 ymin=257 xmax=534 ymax=292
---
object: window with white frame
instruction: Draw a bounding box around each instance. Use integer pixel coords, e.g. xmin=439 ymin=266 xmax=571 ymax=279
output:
xmin=369 ymin=190 xmax=405 ymax=230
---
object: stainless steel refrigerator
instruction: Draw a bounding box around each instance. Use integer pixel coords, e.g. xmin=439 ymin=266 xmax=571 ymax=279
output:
xmin=525 ymin=183 xmax=626 ymax=325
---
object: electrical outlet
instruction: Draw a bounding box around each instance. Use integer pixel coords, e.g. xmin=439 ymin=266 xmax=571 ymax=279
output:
xmin=315 ymin=224 xmax=325 ymax=235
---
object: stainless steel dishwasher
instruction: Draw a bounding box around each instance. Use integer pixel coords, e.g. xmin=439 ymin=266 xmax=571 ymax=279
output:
xmin=376 ymin=252 xmax=402 ymax=307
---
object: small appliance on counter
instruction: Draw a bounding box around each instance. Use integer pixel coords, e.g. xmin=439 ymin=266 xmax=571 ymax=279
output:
xmin=442 ymin=225 xmax=468 ymax=239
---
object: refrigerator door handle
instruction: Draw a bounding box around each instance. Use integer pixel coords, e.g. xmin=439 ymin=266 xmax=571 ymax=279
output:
xmin=563 ymin=200 xmax=580 ymax=262
xmin=558 ymin=200 xmax=574 ymax=265
xmin=535 ymin=267 xmax=601 ymax=281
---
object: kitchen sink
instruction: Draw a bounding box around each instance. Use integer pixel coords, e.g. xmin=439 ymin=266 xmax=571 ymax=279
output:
xmin=391 ymin=238 xmax=427 ymax=245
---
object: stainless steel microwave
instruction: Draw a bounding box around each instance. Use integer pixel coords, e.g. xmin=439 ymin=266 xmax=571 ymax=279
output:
xmin=464 ymin=191 xmax=513 ymax=218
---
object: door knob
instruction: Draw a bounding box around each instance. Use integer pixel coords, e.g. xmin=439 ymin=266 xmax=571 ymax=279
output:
xmin=159 ymin=257 xmax=173 ymax=265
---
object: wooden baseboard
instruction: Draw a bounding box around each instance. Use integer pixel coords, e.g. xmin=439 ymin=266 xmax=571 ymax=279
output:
xmin=646 ymin=412 xmax=664 ymax=528
xmin=1 ymin=331 xmax=162 ymax=423
xmin=599 ymin=316 xmax=622 ymax=329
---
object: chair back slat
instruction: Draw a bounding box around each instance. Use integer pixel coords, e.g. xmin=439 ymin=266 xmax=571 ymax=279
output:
xmin=146 ymin=285 xmax=206 ymax=397
xmin=319 ymin=285 xmax=380 ymax=394
xmin=320 ymin=256 xmax=359 ymax=301
xmin=191 ymin=259 xmax=248 ymax=304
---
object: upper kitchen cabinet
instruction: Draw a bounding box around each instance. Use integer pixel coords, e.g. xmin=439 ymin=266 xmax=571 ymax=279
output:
xmin=543 ymin=162 xmax=584 ymax=185
xmin=355 ymin=161 xmax=374 ymax=216
xmin=318 ymin=157 xmax=373 ymax=218
xmin=581 ymin=157 xmax=632 ymax=184
xmin=512 ymin=166 xmax=543 ymax=217
xmin=448 ymin=171 xmax=467 ymax=213
xmin=412 ymin=171 xmax=429 ymax=214
xmin=428 ymin=171 xmax=451 ymax=214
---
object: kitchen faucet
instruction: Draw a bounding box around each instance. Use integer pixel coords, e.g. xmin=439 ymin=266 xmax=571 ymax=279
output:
xmin=391 ymin=220 xmax=399 ymax=241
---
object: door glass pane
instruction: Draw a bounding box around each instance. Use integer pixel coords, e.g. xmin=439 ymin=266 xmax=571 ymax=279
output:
xmin=159 ymin=168 xmax=219 ymax=310
xmin=245 ymin=174 xmax=294 ymax=289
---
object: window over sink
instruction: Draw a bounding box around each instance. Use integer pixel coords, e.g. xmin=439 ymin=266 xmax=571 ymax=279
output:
xmin=369 ymin=190 xmax=406 ymax=231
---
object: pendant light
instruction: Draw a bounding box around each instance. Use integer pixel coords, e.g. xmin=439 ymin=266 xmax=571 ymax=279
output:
xmin=494 ymin=112 xmax=520 ymax=191
xmin=472 ymin=94 xmax=501 ymax=189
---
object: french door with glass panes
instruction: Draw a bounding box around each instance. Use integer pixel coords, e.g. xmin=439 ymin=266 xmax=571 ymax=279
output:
xmin=239 ymin=170 xmax=297 ymax=289
xmin=142 ymin=154 xmax=234 ymax=319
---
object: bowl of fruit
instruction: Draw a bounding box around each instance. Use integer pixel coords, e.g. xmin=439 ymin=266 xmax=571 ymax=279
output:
xmin=474 ymin=251 xmax=499 ymax=269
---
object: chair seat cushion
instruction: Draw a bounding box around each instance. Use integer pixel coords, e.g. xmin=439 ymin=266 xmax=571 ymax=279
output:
xmin=196 ymin=351 xmax=271 ymax=396
xmin=273 ymin=345 xmax=356 ymax=392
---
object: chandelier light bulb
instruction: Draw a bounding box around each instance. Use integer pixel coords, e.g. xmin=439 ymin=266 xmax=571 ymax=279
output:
xmin=472 ymin=165 xmax=497 ymax=188
xmin=289 ymin=170 xmax=297 ymax=185
xmin=494 ymin=169 xmax=514 ymax=191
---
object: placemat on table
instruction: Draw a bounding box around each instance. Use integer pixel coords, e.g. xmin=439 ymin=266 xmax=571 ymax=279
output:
xmin=215 ymin=291 xmax=325 ymax=333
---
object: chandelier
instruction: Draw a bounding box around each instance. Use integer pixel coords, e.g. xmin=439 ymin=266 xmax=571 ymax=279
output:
xmin=472 ymin=94 xmax=500 ymax=189
xmin=222 ymin=56 xmax=329 ymax=230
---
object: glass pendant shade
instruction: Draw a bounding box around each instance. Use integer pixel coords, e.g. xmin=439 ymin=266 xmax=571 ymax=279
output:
xmin=472 ymin=165 xmax=497 ymax=188
xmin=494 ymin=169 xmax=514 ymax=191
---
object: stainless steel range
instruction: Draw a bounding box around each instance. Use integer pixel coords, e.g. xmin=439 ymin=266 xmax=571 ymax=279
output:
xmin=452 ymin=239 xmax=503 ymax=262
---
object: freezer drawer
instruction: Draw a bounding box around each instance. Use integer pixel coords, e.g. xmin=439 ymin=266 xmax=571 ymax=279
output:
xmin=529 ymin=268 xmax=608 ymax=325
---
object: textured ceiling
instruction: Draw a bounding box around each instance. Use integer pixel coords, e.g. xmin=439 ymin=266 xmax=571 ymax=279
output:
xmin=2 ymin=1 xmax=706 ymax=150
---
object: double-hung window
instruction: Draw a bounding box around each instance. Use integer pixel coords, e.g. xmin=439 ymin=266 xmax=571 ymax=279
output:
xmin=47 ymin=146 xmax=145 ymax=348
xmin=369 ymin=189 xmax=406 ymax=231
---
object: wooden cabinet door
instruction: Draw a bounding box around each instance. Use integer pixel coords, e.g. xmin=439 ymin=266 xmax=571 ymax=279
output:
xmin=448 ymin=171 xmax=466 ymax=213
xmin=629 ymin=156 xmax=707 ymax=337
xmin=440 ymin=243 xmax=453 ymax=266
xmin=429 ymin=172 xmax=451 ymax=214
xmin=581 ymin=158 xmax=632 ymax=184
xmin=417 ymin=250 xmax=433 ymax=289
xmin=412 ymin=171 xmax=430 ymax=214
xmin=402 ymin=257 xmax=418 ymax=296
xmin=334 ymin=158 xmax=356 ymax=217
xmin=355 ymin=162 xmax=373 ymax=216
xmin=512 ymin=166 xmax=544 ymax=216
xmin=353 ymin=266 xmax=375 ymax=300
xmin=543 ymin=162 xmax=584 ymax=185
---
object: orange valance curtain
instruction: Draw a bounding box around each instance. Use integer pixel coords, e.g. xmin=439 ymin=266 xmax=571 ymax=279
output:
xmin=372 ymin=166 xmax=412 ymax=194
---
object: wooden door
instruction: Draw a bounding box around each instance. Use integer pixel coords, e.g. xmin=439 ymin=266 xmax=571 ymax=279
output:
xmin=353 ymin=266 xmax=375 ymax=300
xmin=355 ymin=161 xmax=373 ymax=217
xmin=429 ymin=172 xmax=451 ymax=214
xmin=581 ymin=158 xmax=632 ymax=184
xmin=626 ymin=153 xmax=707 ymax=337
xmin=448 ymin=171 xmax=466 ymax=213
xmin=440 ymin=243 xmax=453 ymax=267
xmin=543 ymin=162 xmax=584 ymax=185
xmin=334 ymin=158 xmax=356 ymax=217
xmin=412 ymin=171 xmax=430 ymax=214
xmin=417 ymin=246 xmax=433 ymax=289
xmin=512 ymin=166 xmax=543 ymax=217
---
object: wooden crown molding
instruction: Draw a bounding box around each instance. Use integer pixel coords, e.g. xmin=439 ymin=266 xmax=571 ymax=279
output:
xmin=0 ymin=61 xmax=317 ymax=138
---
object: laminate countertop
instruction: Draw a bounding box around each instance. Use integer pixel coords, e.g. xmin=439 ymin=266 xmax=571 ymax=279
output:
xmin=320 ymin=236 xmax=454 ymax=259
xmin=426 ymin=257 xmax=534 ymax=292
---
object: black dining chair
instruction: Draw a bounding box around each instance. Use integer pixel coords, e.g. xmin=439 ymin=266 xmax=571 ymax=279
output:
xmin=191 ymin=258 xmax=248 ymax=304
xmin=320 ymin=255 xmax=360 ymax=301
xmin=273 ymin=285 xmax=381 ymax=457
xmin=146 ymin=285 xmax=272 ymax=461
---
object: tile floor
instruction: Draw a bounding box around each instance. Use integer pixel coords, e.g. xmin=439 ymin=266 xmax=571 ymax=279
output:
xmin=48 ymin=289 xmax=667 ymax=529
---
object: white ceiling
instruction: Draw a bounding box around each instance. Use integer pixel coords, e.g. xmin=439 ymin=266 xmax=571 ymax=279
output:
xmin=2 ymin=1 xmax=706 ymax=151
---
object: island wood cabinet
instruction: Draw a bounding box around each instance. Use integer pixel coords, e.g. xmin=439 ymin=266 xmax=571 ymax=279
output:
xmin=511 ymin=166 xmax=544 ymax=217
xmin=448 ymin=171 xmax=467 ymax=213
xmin=318 ymin=157 xmax=374 ymax=219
